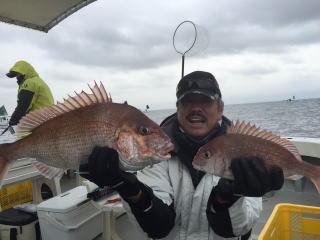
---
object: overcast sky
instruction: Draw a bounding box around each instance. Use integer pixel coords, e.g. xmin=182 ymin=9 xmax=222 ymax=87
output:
xmin=1 ymin=0 xmax=320 ymax=114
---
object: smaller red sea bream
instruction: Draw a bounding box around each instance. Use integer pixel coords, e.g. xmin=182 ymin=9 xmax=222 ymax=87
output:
xmin=192 ymin=120 xmax=320 ymax=193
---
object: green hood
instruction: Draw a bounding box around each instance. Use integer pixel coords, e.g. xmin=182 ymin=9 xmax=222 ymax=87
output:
xmin=9 ymin=61 xmax=39 ymax=79
xmin=9 ymin=61 xmax=54 ymax=112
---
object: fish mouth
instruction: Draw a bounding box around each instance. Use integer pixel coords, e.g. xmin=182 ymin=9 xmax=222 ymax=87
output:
xmin=120 ymin=155 xmax=167 ymax=171
xmin=192 ymin=161 xmax=205 ymax=172
xmin=192 ymin=156 xmax=206 ymax=169
xmin=119 ymin=143 xmax=174 ymax=171
xmin=157 ymin=142 xmax=174 ymax=159
xmin=119 ymin=159 xmax=149 ymax=171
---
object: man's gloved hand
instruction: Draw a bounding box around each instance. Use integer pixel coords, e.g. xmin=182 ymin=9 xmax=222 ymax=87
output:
xmin=216 ymin=157 xmax=284 ymax=198
xmin=79 ymin=146 xmax=141 ymax=199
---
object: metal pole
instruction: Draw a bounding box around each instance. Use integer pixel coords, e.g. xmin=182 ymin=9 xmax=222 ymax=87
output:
xmin=181 ymin=55 xmax=185 ymax=78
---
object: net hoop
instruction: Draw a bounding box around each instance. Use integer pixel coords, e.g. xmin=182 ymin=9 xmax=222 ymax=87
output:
xmin=173 ymin=20 xmax=197 ymax=56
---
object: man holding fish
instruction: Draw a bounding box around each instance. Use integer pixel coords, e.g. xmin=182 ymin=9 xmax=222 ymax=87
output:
xmin=2 ymin=65 xmax=317 ymax=238
xmin=81 ymin=71 xmax=285 ymax=240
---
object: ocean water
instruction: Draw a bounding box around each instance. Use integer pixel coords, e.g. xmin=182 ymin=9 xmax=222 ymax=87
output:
xmin=1 ymin=98 xmax=319 ymax=144
xmin=147 ymin=98 xmax=320 ymax=138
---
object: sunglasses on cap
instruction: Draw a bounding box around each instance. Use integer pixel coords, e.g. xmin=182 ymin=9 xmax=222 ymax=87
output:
xmin=176 ymin=77 xmax=221 ymax=101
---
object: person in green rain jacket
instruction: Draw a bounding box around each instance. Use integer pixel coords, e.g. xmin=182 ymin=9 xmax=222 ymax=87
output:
xmin=6 ymin=60 xmax=54 ymax=126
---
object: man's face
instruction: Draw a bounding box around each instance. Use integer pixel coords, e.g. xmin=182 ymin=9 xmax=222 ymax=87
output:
xmin=15 ymin=72 xmax=23 ymax=79
xmin=177 ymin=94 xmax=223 ymax=138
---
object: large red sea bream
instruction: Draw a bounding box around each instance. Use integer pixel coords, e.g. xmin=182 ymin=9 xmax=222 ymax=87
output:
xmin=0 ymin=82 xmax=174 ymax=186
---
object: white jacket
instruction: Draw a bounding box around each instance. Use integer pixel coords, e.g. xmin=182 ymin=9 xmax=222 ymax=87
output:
xmin=123 ymin=155 xmax=262 ymax=240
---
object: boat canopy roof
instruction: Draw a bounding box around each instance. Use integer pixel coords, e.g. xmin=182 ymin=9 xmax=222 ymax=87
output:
xmin=0 ymin=0 xmax=97 ymax=33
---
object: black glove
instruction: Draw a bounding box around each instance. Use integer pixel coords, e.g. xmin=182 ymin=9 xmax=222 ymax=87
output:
xmin=216 ymin=157 xmax=284 ymax=199
xmin=79 ymin=146 xmax=141 ymax=199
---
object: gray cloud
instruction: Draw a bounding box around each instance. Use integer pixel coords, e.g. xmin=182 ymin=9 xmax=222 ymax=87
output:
xmin=230 ymin=65 xmax=279 ymax=76
xmin=2 ymin=0 xmax=318 ymax=70
xmin=232 ymin=0 xmax=320 ymax=27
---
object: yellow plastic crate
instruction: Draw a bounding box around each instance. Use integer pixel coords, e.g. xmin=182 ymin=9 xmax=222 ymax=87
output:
xmin=259 ymin=203 xmax=320 ymax=240
xmin=0 ymin=181 xmax=33 ymax=211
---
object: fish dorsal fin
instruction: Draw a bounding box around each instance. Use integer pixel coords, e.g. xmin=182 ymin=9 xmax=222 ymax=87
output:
xmin=16 ymin=81 xmax=112 ymax=135
xmin=227 ymin=120 xmax=302 ymax=161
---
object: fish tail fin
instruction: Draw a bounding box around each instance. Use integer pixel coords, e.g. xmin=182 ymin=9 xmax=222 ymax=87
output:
xmin=0 ymin=144 xmax=10 ymax=188
xmin=310 ymin=165 xmax=320 ymax=194
xmin=311 ymin=178 xmax=320 ymax=195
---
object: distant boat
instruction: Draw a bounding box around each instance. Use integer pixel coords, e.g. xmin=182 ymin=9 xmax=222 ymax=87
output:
xmin=286 ymin=96 xmax=296 ymax=102
xmin=144 ymin=105 xmax=150 ymax=113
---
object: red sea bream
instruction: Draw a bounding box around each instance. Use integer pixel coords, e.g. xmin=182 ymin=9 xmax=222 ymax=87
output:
xmin=0 ymin=82 xmax=174 ymax=186
xmin=192 ymin=120 xmax=320 ymax=193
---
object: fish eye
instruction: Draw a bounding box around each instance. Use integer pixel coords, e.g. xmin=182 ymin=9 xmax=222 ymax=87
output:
xmin=202 ymin=150 xmax=211 ymax=159
xmin=139 ymin=126 xmax=151 ymax=135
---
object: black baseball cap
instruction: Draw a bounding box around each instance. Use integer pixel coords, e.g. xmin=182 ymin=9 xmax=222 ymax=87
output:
xmin=6 ymin=71 xmax=18 ymax=78
xmin=176 ymin=71 xmax=222 ymax=102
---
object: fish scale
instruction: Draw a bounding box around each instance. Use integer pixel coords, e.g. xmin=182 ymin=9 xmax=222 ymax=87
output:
xmin=225 ymin=134 xmax=303 ymax=177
